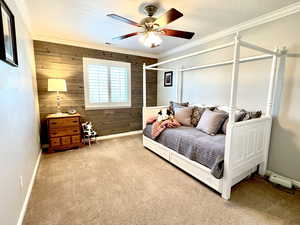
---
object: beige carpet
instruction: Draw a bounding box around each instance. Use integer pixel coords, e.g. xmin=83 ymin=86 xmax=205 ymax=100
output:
xmin=23 ymin=135 xmax=300 ymax=225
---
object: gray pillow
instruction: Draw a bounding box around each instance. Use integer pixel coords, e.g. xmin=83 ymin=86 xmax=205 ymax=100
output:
xmin=196 ymin=109 xmax=228 ymax=135
xmin=174 ymin=107 xmax=193 ymax=126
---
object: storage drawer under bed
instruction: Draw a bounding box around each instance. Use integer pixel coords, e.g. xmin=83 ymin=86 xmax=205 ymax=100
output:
xmin=143 ymin=135 xmax=223 ymax=193
xmin=143 ymin=136 xmax=169 ymax=160
xmin=169 ymin=150 xmax=222 ymax=192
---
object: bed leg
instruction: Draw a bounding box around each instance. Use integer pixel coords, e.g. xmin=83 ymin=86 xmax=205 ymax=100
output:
xmin=258 ymin=161 xmax=267 ymax=176
xmin=221 ymin=183 xmax=231 ymax=200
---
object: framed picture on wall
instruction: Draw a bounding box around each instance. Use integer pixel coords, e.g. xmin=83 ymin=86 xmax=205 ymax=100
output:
xmin=0 ymin=0 xmax=18 ymax=66
xmin=164 ymin=71 xmax=173 ymax=87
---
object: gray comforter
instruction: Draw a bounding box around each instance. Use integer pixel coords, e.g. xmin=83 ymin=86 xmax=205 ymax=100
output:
xmin=143 ymin=124 xmax=225 ymax=179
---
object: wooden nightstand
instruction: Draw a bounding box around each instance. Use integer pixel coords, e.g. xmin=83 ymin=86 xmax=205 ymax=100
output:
xmin=47 ymin=113 xmax=83 ymax=153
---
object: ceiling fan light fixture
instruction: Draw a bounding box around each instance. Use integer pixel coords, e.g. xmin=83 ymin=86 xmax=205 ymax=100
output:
xmin=140 ymin=31 xmax=162 ymax=48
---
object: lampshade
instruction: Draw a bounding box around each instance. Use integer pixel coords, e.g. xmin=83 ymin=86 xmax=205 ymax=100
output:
xmin=48 ymin=79 xmax=67 ymax=92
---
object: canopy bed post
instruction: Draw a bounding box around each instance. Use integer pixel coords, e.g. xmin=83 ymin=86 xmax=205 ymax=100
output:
xmin=143 ymin=63 xmax=146 ymax=107
xmin=266 ymin=48 xmax=280 ymax=117
xmin=258 ymin=48 xmax=279 ymax=176
xmin=222 ymin=34 xmax=241 ymax=200
xmin=176 ymin=66 xmax=183 ymax=103
xmin=228 ymin=34 xmax=241 ymax=124
xmin=142 ymin=63 xmax=147 ymax=130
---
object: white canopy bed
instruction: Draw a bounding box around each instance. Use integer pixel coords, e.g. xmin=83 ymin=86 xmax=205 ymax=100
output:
xmin=142 ymin=33 xmax=299 ymax=200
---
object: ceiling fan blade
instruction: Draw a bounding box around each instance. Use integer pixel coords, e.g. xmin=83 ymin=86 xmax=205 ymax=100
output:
xmin=161 ymin=29 xmax=195 ymax=39
xmin=154 ymin=8 xmax=183 ymax=27
xmin=107 ymin=14 xmax=141 ymax=27
xmin=112 ymin=32 xmax=139 ymax=40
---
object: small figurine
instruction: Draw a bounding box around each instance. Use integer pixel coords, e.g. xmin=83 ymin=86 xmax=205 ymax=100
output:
xmin=82 ymin=122 xmax=97 ymax=146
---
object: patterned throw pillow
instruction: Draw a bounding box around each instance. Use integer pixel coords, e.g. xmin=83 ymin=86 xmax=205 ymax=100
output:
xmin=221 ymin=109 xmax=262 ymax=134
xmin=191 ymin=106 xmax=205 ymax=127
xmin=240 ymin=110 xmax=262 ymax=121
xmin=221 ymin=110 xmax=245 ymax=134
xmin=169 ymin=101 xmax=189 ymax=114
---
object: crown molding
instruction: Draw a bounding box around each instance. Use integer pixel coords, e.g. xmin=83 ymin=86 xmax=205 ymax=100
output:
xmin=33 ymin=35 xmax=158 ymax=59
xmin=159 ymin=2 xmax=300 ymax=58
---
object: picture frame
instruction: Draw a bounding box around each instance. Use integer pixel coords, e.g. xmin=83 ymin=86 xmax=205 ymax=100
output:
xmin=0 ymin=0 xmax=18 ymax=66
xmin=164 ymin=71 xmax=173 ymax=87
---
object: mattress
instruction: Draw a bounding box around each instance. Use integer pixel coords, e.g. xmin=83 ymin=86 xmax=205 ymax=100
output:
xmin=143 ymin=124 xmax=225 ymax=179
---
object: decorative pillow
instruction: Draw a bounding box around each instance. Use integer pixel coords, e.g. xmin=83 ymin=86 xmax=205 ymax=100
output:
xmin=240 ymin=110 xmax=262 ymax=121
xmin=196 ymin=109 xmax=228 ymax=135
xmin=191 ymin=106 xmax=205 ymax=127
xmin=169 ymin=101 xmax=189 ymax=114
xmin=174 ymin=107 xmax=193 ymax=126
xmin=221 ymin=110 xmax=246 ymax=134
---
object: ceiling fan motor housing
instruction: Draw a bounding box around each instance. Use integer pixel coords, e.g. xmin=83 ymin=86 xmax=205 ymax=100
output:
xmin=140 ymin=17 xmax=157 ymax=30
xmin=144 ymin=5 xmax=158 ymax=17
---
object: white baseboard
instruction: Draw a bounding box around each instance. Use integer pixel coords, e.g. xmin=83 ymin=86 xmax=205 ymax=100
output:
xmin=17 ymin=150 xmax=42 ymax=225
xmin=266 ymin=170 xmax=300 ymax=189
xmin=96 ymin=130 xmax=142 ymax=141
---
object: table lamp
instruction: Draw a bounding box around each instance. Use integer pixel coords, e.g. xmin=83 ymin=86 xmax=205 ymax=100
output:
xmin=48 ymin=78 xmax=67 ymax=114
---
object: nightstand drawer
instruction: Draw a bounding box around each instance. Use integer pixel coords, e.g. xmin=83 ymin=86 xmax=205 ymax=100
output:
xmin=50 ymin=138 xmax=60 ymax=147
xmin=49 ymin=128 xmax=80 ymax=137
xmin=71 ymin=135 xmax=81 ymax=144
xmin=49 ymin=117 xmax=80 ymax=129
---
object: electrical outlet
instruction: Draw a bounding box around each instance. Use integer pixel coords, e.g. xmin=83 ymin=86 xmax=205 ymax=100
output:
xmin=19 ymin=176 xmax=24 ymax=191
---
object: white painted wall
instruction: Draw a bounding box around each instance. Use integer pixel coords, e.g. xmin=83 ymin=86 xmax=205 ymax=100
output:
xmin=0 ymin=0 xmax=40 ymax=224
xmin=157 ymin=13 xmax=300 ymax=181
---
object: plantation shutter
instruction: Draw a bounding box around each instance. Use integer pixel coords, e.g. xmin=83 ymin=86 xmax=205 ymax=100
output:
xmin=87 ymin=64 xmax=109 ymax=103
xmin=110 ymin=66 xmax=129 ymax=103
xmin=83 ymin=58 xmax=131 ymax=109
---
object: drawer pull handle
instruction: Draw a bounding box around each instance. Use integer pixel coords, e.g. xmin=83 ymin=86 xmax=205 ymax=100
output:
xmin=53 ymin=132 xmax=57 ymax=135
xmin=73 ymin=130 xmax=78 ymax=132
xmin=72 ymin=121 xmax=77 ymax=123
xmin=52 ymin=122 xmax=57 ymax=124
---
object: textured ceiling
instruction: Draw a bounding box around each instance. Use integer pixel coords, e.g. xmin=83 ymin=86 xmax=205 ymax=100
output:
xmin=26 ymin=0 xmax=299 ymax=56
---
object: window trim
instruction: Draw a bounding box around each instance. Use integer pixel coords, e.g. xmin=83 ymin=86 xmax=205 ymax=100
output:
xmin=83 ymin=57 xmax=131 ymax=110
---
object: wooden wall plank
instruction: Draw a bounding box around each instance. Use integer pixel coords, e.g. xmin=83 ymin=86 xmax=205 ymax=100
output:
xmin=34 ymin=41 xmax=157 ymax=142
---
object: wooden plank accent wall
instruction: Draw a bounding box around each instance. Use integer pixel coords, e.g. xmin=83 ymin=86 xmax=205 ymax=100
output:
xmin=34 ymin=41 xmax=157 ymax=143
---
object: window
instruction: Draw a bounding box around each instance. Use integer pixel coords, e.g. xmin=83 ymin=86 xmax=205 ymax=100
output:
xmin=83 ymin=58 xmax=131 ymax=109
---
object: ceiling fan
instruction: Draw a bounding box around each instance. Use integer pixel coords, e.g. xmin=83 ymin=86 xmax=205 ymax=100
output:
xmin=107 ymin=5 xmax=195 ymax=48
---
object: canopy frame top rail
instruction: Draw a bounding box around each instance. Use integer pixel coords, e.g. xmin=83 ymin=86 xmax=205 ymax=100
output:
xmin=142 ymin=33 xmax=299 ymax=112
xmin=145 ymin=34 xmax=281 ymax=71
